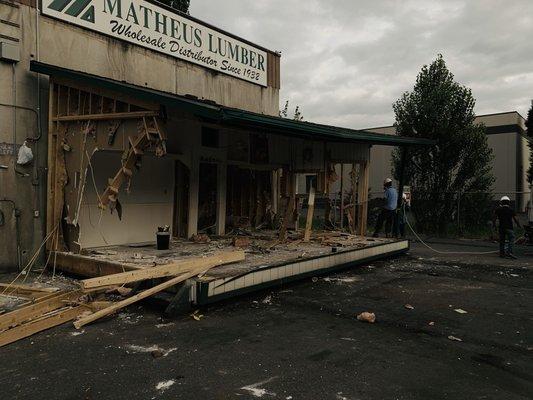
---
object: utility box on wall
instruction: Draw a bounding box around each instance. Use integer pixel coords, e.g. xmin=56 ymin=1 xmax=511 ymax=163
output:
xmin=0 ymin=42 xmax=20 ymax=63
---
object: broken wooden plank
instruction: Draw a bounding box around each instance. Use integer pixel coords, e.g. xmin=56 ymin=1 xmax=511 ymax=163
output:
xmin=0 ymin=306 xmax=86 ymax=347
xmin=53 ymin=252 xmax=143 ymax=277
xmin=80 ymin=251 xmax=245 ymax=289
xmin=303 ymin=187 xmax=316 ymax=242
xmin=0 ymin=283 xmax=59 ymax=294
xmin=74 ymin=264 xmax=219 ymax=329
xmin=0 ymin=290 xmax=83 ymax=332
xmin=0 ymin=284 xmax=59 ymax=299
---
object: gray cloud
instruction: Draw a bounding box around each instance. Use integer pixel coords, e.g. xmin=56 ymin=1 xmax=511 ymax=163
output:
xmin=190 ymin=0 xmax=533 ymax=128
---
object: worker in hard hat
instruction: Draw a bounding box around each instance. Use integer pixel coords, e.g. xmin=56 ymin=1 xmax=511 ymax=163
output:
xmin=492 ymin=196 xmax=521 ymax=259
xmin=373 ymin=178 xmax=398 ymax=238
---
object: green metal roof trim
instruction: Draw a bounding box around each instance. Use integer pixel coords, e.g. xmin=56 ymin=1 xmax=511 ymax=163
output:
xmin=31 ymin=61 xmax=434 ymax=146
xmin=30 ymin=61 xmax=220 ymax=119
xmin=220 ymin=109 xmax=435 ymax=146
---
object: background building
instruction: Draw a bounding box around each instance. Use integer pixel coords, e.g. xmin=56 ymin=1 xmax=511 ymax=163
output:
xmin=366 ymin=111 xmax=530 ymax=211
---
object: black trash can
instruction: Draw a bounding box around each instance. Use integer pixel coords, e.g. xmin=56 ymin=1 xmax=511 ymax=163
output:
xmin=156 ymin=231 xmax=170 ymax=250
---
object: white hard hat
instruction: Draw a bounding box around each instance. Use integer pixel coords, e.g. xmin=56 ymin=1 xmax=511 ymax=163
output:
xmin=384 ymin=178 xmax=392 ymax=184
xmin=500 ymin=196 xmax=510 ymax=202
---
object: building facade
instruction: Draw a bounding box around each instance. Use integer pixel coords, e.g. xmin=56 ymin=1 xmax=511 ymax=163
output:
xmin=1 ymin=0 xmax=428 ymax=272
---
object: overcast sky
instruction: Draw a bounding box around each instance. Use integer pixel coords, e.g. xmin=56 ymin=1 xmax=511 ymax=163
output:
xmin=190 ymin=0 xmax=532 ymax=128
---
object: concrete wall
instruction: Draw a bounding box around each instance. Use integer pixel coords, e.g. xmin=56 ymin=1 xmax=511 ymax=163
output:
xmin=0 ymin=2 xmax=48 ymax=271
xmin=37 ymin=15 xmax=279 ymax=116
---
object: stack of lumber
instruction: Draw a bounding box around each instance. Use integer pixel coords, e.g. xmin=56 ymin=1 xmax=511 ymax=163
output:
xmin=0 ymin=286 xmax=87 ymax=347
xmin=0 ymin=250 xmax=245 ymax=346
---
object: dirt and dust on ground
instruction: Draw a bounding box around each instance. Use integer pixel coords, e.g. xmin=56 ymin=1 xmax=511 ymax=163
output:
xmin=0 ymin=239 xmax=531 ymax=400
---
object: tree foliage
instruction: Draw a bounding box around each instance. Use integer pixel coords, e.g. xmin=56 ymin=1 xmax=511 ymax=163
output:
xmin=392 ymin=55 xmax=494 ymax=234
xmin=280 ymin=100 xmax=304 ymax=121
xmin=159 ymin=0 xmax=190 ymax=13
xmin=526 ymin=102 xmax=533 ymax=184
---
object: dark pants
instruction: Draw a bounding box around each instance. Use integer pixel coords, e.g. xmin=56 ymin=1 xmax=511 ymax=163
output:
xmin=499 ymin=229 xmax=515 ymax=255
xmin=374 ymin=209 xmax=396 ymax=236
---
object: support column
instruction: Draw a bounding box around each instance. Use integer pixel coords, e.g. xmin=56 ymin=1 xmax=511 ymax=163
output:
xmin=187 ymin=151 xmax=199 ymax=239
xmin=357 ymin=161 xmax=370 ymax=236
xmin=271 ymin=169 xmax=279 ymax=215
xmin=216 ymin=163 xmax=227 ymax=236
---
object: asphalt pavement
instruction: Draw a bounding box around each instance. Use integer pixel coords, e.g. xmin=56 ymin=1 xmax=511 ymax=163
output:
xmin=1 ymin=242 xmax=532 ymax=400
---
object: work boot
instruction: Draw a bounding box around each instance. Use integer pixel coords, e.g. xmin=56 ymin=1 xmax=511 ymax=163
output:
xmin=506 ymin=253 xmax=518 ymax=260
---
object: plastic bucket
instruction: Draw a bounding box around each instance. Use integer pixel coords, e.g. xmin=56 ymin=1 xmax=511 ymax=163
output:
xmin=156 ymin=232 xmax=170 ymax=250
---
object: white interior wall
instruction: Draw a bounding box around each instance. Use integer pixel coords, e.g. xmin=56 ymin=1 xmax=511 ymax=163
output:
xmin=78 ymin=151 xmax=174 ymax=248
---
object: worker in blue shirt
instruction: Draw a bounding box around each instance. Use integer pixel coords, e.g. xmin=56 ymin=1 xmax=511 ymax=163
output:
xmin=373 ymin=178 xmax=398 ymax=238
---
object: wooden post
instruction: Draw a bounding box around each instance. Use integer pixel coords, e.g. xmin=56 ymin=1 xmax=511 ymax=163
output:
xmin=216 ymin=163 xmax=227 ymax=236
xmin=303 ymin=186 xmax=316 ymax=242
xmin=340 ymin=164 xmax=345 ymax=230
xmin=187 ymin=151 xmax=199 ymax=239
xmin=271 ymin=169 xmax=279 ymax=215
xmin=357 ymin=161 xmax=370 ymax=236
xmin=279 ymin=171 xmax=295 ymax=241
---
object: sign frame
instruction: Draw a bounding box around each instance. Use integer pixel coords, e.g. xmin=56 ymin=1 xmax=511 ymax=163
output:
xmin=41 ymin=0 xmax=269 ymax=87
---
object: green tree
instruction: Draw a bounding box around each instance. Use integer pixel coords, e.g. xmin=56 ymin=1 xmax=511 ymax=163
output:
xmin=392 ymin=55 xmax=494 ymax=234
xmin=280 ymin=100 xmax=304 ymax=121
xmin=526 ymin=102 xmax=533 ymax=184
xmin=160 ymin=0 xmax=190 ymax=13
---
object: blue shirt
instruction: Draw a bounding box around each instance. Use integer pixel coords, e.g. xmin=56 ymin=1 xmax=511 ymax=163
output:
xmin=384 ymin=187 xmax=398 ymax=211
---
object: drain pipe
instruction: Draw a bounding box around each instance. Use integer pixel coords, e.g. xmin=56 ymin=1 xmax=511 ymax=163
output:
xmin=0 ymin=198 xmax=22 ymax=270
xmin=12 ymin=64 xmax=16 ymax=154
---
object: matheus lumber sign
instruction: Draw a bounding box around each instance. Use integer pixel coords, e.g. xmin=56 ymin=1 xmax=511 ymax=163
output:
xmin=42 ymin=0 xmax=268 ymax=86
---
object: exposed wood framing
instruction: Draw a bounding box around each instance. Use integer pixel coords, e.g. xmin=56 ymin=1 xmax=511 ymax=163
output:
xmin=46 ymin=80 xmax=161 ymax=251
xmin=52 ymin=110 xmax=159 ymax=122
xmin=98 ymin=116 xmax=168 ymax=209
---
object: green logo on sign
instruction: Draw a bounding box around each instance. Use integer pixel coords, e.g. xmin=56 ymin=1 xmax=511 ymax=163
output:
xmin=48 ymin=0 xmax=95 ymax=23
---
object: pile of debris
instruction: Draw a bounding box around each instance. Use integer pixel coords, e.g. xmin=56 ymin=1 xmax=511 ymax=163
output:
xmin=0 ymin=250 xmax=244 ymax=347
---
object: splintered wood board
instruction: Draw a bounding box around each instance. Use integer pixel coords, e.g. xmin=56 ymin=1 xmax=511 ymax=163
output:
xmin=0 ymin=306 xmax=86 ymax=347
xmin=0 ymin=291 xmax=82 ymax=332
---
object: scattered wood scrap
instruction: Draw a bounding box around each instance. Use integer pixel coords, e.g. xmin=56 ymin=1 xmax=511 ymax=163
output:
xmin=0 ymin=290 xmax=83 ymax=332
xmin=0 ymin=289 xmax=89 ymax=347
xmin=0 ymin=306 xmax=87 ymax=347
xmin=75 ymin=263 xmax=220 ymax=329
xmin=0 ymin=250 xmax=246 ymax=345
xmin=0 ymin=283 xmax=59 ymax=299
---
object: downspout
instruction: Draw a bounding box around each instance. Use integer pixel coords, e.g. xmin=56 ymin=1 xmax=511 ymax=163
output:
xmin=0 ymin=198 xmax=22 ymax=270
xmin=12 ymin=64 xmax=16 ymax=155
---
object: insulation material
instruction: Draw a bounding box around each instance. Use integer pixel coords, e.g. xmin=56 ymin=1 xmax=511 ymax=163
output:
xmin=78 ymin=151 xmax=174 ymax=248
xmin=16 ymin=142 xmax=33 ymax=165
